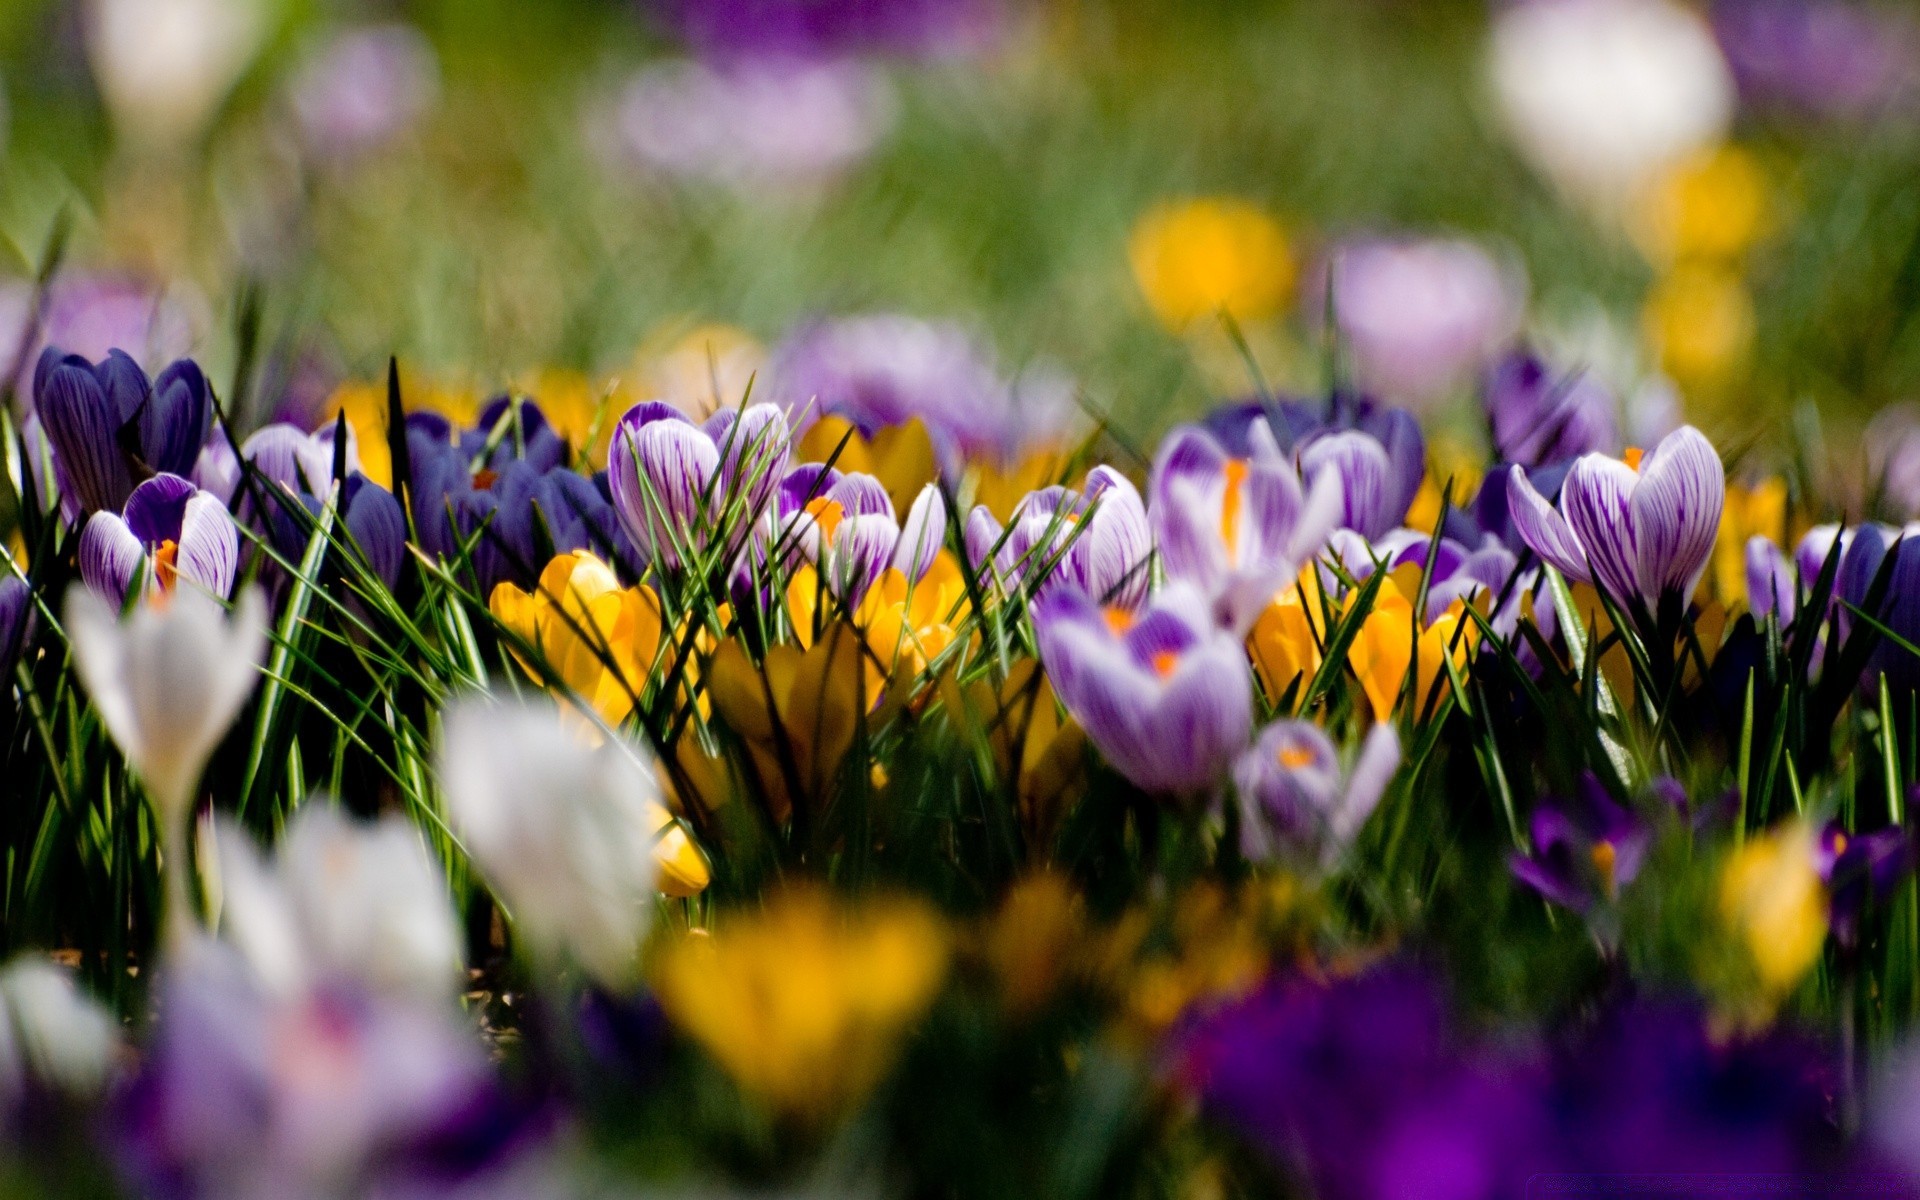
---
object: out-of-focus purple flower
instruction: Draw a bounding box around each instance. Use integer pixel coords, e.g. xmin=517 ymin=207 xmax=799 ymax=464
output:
xmin=237 ymin=421 xmax=359 ymax=498
xmin=1321 ymin=237 xmax=1524 ymax=408
xmin=1871 ymin=1037 xmax=1920 ymax=1184
xmin=33 ymin=348 xmax=212 ymax=516
xmin=1150 ymin=420 xmax=1341 ymax=635
xmin=607 ymin=400 xmax=791 ymax=574
xmin=1510 ymin=772 xmax=1651 ymax=913
xmin=1205 ymin=393 xmax=1426 ymax=541
xmin=652 ymin=0 xmax=1000 ymax=60
xmin=593 ymin=57 xmax=895 ymax=190
xmin=79 ymin=473 xmax=238 ymax=607
xmin=771 ymin=314 xmax=1079 ymax=470
xmin=1234 ymin=721 xmax=1399 ymax=868
xmin=289 ymin=24 xmax=439 ymax=162
xmin=1746 ymin=535 xmax=1795 ymax=624
xmin=0 ymin=275 xmax=201 ymax=396
xmin=1033 ymin=582 xmax=1252 ymax=795
xmin=1506 ymin=425 xmax=1725 ymax=612
xmin=112 ymin=942 xmax=531 ymax=1200
xmin=1865 ymin=402 xmax=1920 ymax=520
xmin=1817 ymin=818 xmax=1916 ymax=949
xmin=0 ymin=577 xmax=33 ymax=682
xmin=964 ymin=466 xmax=1151 ymax=609
xmin=1836 ymin=522 xmax=1920 ymax=693
xmin=1483 ymin=349 xmax=1619 ymax=468
xmin=1712 ymin=0 xmax=1919 ymax=123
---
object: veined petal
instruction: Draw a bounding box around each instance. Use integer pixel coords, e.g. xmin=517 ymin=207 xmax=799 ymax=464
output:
xmin=827 ymin=512 xmax=900 ymax=605
xmin=123 ymin=473 xmax=197 ymax=545
xmin=1560 ymin=453 xmax=1641 ymax=604
xmin=175 ymin=494 xmax=241 ymax=599
xmin=1630 ymin=425 xmax=1725 ymax=604
xmin=1505 ymin=464 xmax=1591 ymax=585
xmin=142 ymin=359 xmax=212 ymax=477
xmin=1076 ymin=468 xmax=1153 ymax=608
xmin=37 ymin=362 xmax=132 ymax=515
xmin=963 ymin=505 xmax=1004 ymax=576
xmin=78 ymin=512 xmax=147 ymax=606
xmin=828 ymin=471 xmax=895 ymax=519
xmin=1153 ymin=473 xmax=1229 ymax=596
xmin=1300 ymin=430 xmax=1396 ymax=540
xmin=1149 ymin=424 xmax=1231 ymax=514
xmin=1329 ymin=722 xmax=1401 ymax=854
xmin=891 ymin=483 xmax=946 ymax=581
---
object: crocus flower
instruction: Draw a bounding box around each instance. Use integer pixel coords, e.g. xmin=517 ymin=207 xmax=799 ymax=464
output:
xmin=770 ymin=467 xmax=946 ymax=607
xmin=0 ymin=576 xmax=37 ymax=683
xmin=704 ymin=623 xmax=866 ymax=823
xmin=1150 ymin=419 xmax=1342 ymax=634
xmin=1834 ymin=522 xmax=1920 ymax=694
xmin=1033 ymin=582 xmax=1253 ymax=795
xmin=1506 ymin=425 xmax=1726 ymax=613
xmin=288 ymin=23 xmax=438 ymax=162
xmin=1712 ymin=0 xmax=1919 ymax=123
xmin=1491 ymin=0 xmax=1736 ymax=211
xmin=1321 ymin=236 xmax=1523 ymax=407
xmin=438 ymin=695 xmax=675 ymax=986
xmin=233 ymin=420 xmax=358 ymax=500
xmin=488 ymin=551 xmax=667 ymax=735
xmin=0 ymin=275 xmax=200 ymax=397
xmin=32 ymin=348 xmax=213 ymax=516
xmin=1718 ymin=821 xmax=1828 ymax=1005
xmin=78 ymin=473 xmax=239 ymax=607
xmin=1510 ymin=772 xmax=1652 ymax=913
xmin=1203 ymin=394 xmax=1426 ymax=541
xmin=654 ymin=0 xmax=1000 ymax=59
xmin=1746 ymin=534 xmax=1795 ymax=623
xmin=963 ymin=465 xmax=1152 ymax=609
xmin=86 ymin=0 xmax=270 ymax=148
xmin=112 ymin=942 xmax=528 ymax=1200
xmin=0 ymin=958 xmax=119 ymax=1126
xmin=1345 ymin=570 xmax=1480 ymax=722
xmin=1234 ymin=721 xmax=1400 ymax=867
xmin=1816 ymin=819 xmax=1915 ymax=951
xmin=209 ymin=804 xmax=462 ymax=1002
xmin=1483 ymin=349 xmax=1620 ymax=467
xmin=261 ymin=472 xmax=408 ymax=593
xmin=608 ymin=400 xmax=791 ymax=573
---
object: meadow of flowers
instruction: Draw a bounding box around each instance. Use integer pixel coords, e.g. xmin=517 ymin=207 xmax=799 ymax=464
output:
xmin=0 ymin=0 xmax=1919 ymax=1196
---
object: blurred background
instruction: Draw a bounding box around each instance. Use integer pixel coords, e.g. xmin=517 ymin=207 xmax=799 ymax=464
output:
xmin=0 ymin=0 xmax=1915 ymax=462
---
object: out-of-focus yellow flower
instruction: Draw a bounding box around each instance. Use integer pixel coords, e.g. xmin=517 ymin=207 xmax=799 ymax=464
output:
xmin=653 ymin=887 xmax=949 ymax=1122
xmin=632 ymin=321 xmax=767 ymax=421
xmin=938 ymin=659 xmax=1086 ymax=843
xmin=985 ymin=872 xmax=1087 ymax=1018
xmin=489 ymin=552 xmax=664 ymax=732
xmin=707 ymin=625 xmax=866 ymax=825
xmin=1112 ymin=883 xmax=1271 ymax=1036
xmin=1637 ymin=144 xmax=1771 ymax=265
xmin=1718 ymin=822 xmax=1827 ymax=1004
xmin=970 ymin=443 xmax=1080 ymax=523
xmin=1348 ymin=570 xmax=1478 ymax=723
xmin=1713 ymin=477 xmax=1789 ymax=606
xmin=513 ymin=368 xmax=631 ymax=469
xmin=1644 ymin=263 xmax=1755 ymax=390
xmin=1129 ymin=199 xmax=1296 ymax=332
xmin=326 ymin=374 xmax=483 ymax=490
xmin=797 ymin=415 xmax=940 ymax=517
xmin=1248 ymin=569 xmax=1325 ymax=710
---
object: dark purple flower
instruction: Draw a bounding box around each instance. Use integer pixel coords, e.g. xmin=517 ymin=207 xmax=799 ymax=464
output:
xmin=1836 ymin=522 xmax=1920 ymax=693
xmin=964 ymin=465 xmax=1151 ymax=609
xmin=1483 ymin=349 xmax=1619 ymax=468
xmin=263 ymin=473 xmax=408 ymax=593
xmin=1506 ymin=425 xmax=1725 ymax=611
xmin=1510 ymin=772 xmax=1651 ymax=913
xmin=79 ymin=473 xmax=238 ymax=607
xmin=32 ymin=348 xmax=148 ymax=515
xmin=1713 ymin=0 xmax=1920 ymax=123
xmin=1033 ymin=582 xmax=1252 ymax=794
xmin=0 ymin=577 xmax=33 ymax=682
xmin=1816 ymin=819 xmax=1916 ymax=949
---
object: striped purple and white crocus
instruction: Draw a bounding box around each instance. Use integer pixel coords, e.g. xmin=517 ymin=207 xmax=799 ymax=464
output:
xmin=1234 ymin=720 xmax=1400 ymax=868
xmin=964 ymin=466 xmax=1152 ymax=610
xmin=1150 ymin=419 xmax=1342 ymax=635
xmin=769 ymin=465 xmax=946 ymax=604
xmin=79 ymin=474 xmax=239 ymax=607
xmin=1034 ymin=582 xmax=1253 ymax=796
xmin=607 ymin=401 xmax=791 ymax=572
xmin=1504 ymin=425 xmax=1725 ymax=614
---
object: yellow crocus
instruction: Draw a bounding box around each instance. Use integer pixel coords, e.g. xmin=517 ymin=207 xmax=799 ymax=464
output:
xmin=488 ymin=551 xmax=664 ymax=732
xmin=1348 ymin=571 xmax=1478 ymax=723
xmin=1247 ymin=569 xmax=1325 ymax=710
xmin=796 ymin=415 xmax=940 ymax=518
xmin=937 ymin=658 xmax=1086 ymax=843
xmin=707 ymin=625 xmax=865 ymax=825
xmin=970 ymin=442 xmax=1081 ymax=524
xmin=1636 ymin=144 xmax=1771 ymax=266
xmin=652 ymin=887 xmax=949 ymax=1123
xmin=1713 ymin=477 xmax=1788 ymax=607
xmin=1128 ymin=198 xmax=1296 ymax=332
xmin=1718 ymin=822 xmax=1828 ymax=1004
xmin=789 ymin=551 xmax=972 ymax=696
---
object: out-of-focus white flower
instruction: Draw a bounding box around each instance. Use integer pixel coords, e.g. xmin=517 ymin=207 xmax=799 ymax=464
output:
xmin=66 ymin=585 xmax=266 ymax=829
xmin=438 ymin=693 xmax=662 ymax=988
xmin=86 ymin=0 xmax=273 ymax=148
xmin=1325 ymin=237 xmax=1524 ymax=406
xmin=1492 ymin=0 xmax=1735 ymax=212
xmin=289 ymin=24 xmax=439 ymax=162
xmin=591 ymin=56 xmax=895 ymax=191
xmin=208 ymin=804 xmax=462 ymax=1003
xmin=0 ymin=960 xmax=117 ymax=1105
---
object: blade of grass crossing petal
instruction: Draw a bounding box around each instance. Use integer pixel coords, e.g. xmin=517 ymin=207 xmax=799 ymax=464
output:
xmin=238 ymin=495 xmax=337 ymax=819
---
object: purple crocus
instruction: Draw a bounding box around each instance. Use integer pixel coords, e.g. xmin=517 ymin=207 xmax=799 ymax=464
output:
xmin=767 ymin=466 xmax=945 ymax=604
xmin=1150 ymin=419 xmax=1341 ymax=635
xmin=218 ymin=421 xmax=360 ymax=506
xmin=262 ymin=473 xmax=409 ymax=592
xmin=1483 ymin=349 xmax=1619 ymax=468
xmin=288 ymin=24 xmax=439 ymax=162
xmin=1506 ymin=425 xmax=1725 ymax=612
xmin=32 ymin=348 xmax=212 ymax=516
xmin=1233 ymin=721 xmax=1400 ymax=868
xmin=963 ymin=466 xmax=1151 ymax=609
xmin=1835 ymin=522 xmax=1920 ymax=693
xmin=1510 ymin=772 xmax=1651 ymax=913
xmin=0 ymin=576 xmax=35 ymax=682
xmin=1817 ymin=819 xmax=1916 ymax=950
xmin=1746 ymin=534 xmax=1795 ymax=624
xmin=1204 ymin=393 xmax=1426 ymax=541
xmin=78 ymin=474 xmax=238 ymax=607
xmin=1033 ymin=582 xmax=1252 ymax=795
xmin=652 ymin=0 xmax=1000 ymax=60
xmin=607 ymin=400 xmax=791 ymax=573
xmin=1713 ymin=0 xmax=1919 ymax=123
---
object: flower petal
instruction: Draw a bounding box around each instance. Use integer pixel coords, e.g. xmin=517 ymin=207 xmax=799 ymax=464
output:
xmin=175 ymin=493 xmax=241 ymax=599
xmin=1630 ymin=425 xmax=1724 ymax=604
xmin=78 ymin=512 xmax=147 ymax=607
xmin=1504 ymin=464 xmax=1591 ymax=585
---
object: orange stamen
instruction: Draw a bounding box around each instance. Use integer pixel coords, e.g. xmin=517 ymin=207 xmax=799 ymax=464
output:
xmin=1103 ymin=606 xmax=1135 ymax=636
xmin=1590 ymin=841 xmax=1618 ymax=895
xmin=473 ymin=468 xmax=500 ymax=490
xmin=1150 ymin=650 xmax=1180 ymax=677
xmin=805 ymin=497 xmax=846 ymax=543
xmin=1622 ymin=447 xmax=1644 ymax=472
xmin=1278 ymin=746 xmax=1315 ymax=769
xmin=1219 ymin=459 xmax=1249 ymax=555
xmin=152 ymin=540 xmax=180 ymax=593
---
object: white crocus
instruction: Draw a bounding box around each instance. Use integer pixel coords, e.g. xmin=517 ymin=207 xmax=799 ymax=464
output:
xmin=1491 ymin=0 xmax=1734 ymax=214
xmin=438 ymin=694 xmax=662 ymax=989
xmin=209 ymin=804 xmax=463 ymax=1002
xmin=86 ymin=0 xmax=272 ymax=148
xmin=0 ymin=959 xmax=118 ymax=1105
xmin=66 ymin=585 xmax=266 ymax=943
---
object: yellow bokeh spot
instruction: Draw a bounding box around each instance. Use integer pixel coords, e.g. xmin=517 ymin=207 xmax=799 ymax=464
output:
xmin=1718 ymin=822 xmax=1828 ymax=1004
xmin=1128 ymin=198 xmax=1296 ymax=332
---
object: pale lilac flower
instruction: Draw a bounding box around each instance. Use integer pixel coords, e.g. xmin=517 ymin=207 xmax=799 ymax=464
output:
xmin=595 ymin=56 xmax=894 ymax=190
xmin=1150 ymin=419 xmax=1342 ymax=634
xmin=1746 ymin=535 xmax=1794 ymax=624
xmin=607 ymin=400 xmax=791 ymax=572
xmin=289 ymin=24 xmax=439 ymax=161
xmin=964 ymin=466 xmax=1151 ymax=608
xmin=1234 ymin=721 xmax=1400 ymax=867
xmin=1033 ymin=582 xmax=1253 ymax=795
xmin=1323 ymin=237 xmax=1523 ymax=407
xmin=654 ymin=0 xmax=1001 ymax=60
xmin=79 ymin=473 xmax=239 ymax=607
xmin=1505 ymin=425 xmax=1725 ymax=609
xmin=0 ymin=275 xmax=201 ymax=397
